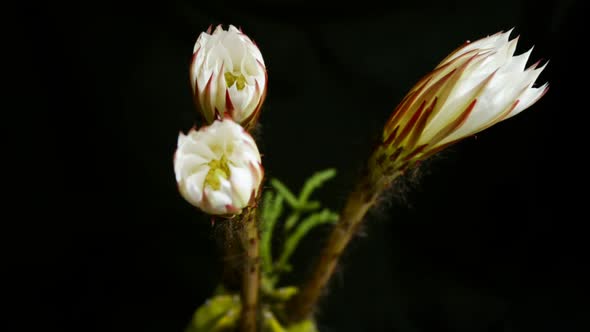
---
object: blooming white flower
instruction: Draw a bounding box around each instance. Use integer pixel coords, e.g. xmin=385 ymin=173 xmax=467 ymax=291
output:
xmin=370 ymin=29 xmax=549 ymax=185
xmin=190 ymin=25 xmax=267 ymax=130
xmin=174 ymin=118 xmax=264 ymax=215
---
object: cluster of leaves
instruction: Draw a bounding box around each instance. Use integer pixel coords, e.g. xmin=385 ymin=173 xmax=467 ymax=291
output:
xmin=186 ymin=169 xmax=339 ymax=332
xmin=260 ymin=168 xmax=339 ymax=286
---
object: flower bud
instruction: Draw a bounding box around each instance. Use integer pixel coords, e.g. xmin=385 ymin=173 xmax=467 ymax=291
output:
xmin=174 ymin=117 xmax=264 ymax=215
xmin=370 ymin=29 xmax=549 ymax=188
xmin=190 ymin=25 xmax=267 ymax=130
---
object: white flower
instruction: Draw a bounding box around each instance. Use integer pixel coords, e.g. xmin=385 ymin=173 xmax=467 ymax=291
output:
xmin=190 ymin=25 xmax=267 ymax=130
xmin=372 ymin=29 xmax=549 ymax=178
xmin=174 ymin=118 xmax=264 ymax=215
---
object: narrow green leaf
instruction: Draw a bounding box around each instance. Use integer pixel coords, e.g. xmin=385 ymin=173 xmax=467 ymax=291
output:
xmin=261 ymin=191 xmax=284 ymax=274
xmin=299 ymin=168 xmax=337 ymax=204
xmin=186 ymin=295 xmax=239 ymax=332
xmin=277 ymin=209 xmax=339 ymax=270
xmin=283 ymin=212 xmax=300 ymax=232
xmin=263 ymin=309 xmax=287 ymax=332
xmin=270 ymin=179 xmax=300 ymax=208
xmin=286 ymin=319 xmax=319 ymax=332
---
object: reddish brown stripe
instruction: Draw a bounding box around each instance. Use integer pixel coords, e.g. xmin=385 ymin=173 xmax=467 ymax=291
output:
xmin=402 ymin=144 xmax=428 ymax=162
xmin=383 ymin=125 xmax=399 ymax=146
xmin=428 ymin=99 xmax=477 ymax=147
xmin=391 ymin=67 xmax=458 ymax=148
xmin=385 ymin=79 xmax=429 ymax=131
xmin=199 ymin=73 xmax=215 ymax=122
xmin=392 ymin=100 xmax=427 ymax=148
xmin=388 ymin=147 xmax=403 ymax=162
xmin=406 ymin=97 xmax=438 ymax=148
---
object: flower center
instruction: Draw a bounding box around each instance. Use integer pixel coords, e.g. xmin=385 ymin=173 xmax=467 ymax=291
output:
xmin=224 ymin=71 xmax=247 ymax=90
xmin=204 ymin=155 xmax=231 ymax=190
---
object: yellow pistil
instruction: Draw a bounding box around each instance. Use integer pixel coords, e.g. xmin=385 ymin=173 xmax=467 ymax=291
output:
xmin=205 ymin=155 xmax=231 ymax=190
xmin=224 ymin=72 xmax=247 ymax=90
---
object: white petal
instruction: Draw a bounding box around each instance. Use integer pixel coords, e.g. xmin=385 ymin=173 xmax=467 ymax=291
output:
xmin=229 ymin=165 xmax=254 ymax=207
xmin=522 ymin=62 xmax=548 ymax=87
xmin=206 ymin=43 xmax=232 ymax=70
xmin=205 ymin=186 xmax=232 ymax=213
xmin=505 ymin=36 xmax=519 ymax=57
xmin=214 ymin=71 xmax=228 ymax=115
xmin=223 ymin=34 xmax=247 ymax=72
xmin=508 ymin=82 xmax=549 ymax=118
xmin=180 ymin=137 xmax=216 ymax=160
xmin=419 ymin=67 xmax=480 ymax=141
xmin=440 ymin=30 xmax=512 ymax=66
xmin=502 ymin=47 xmax=533 ymax=73
xmin=194 ymin=33 xmax=210 ymax=53
xmin=228 ymin=25 xmax=240 ymax=33
xmin=228 ymin=85 xmax=253 ymax=116
xmin=182 ymin=168 xmax=209 ymax=207
xmin=177 ymin=132 xmax=189 ymax=148
xmin=213 ymin=24 xmax=224 ymax=35
xmin=230 ymin=145 xmax=260 ymax=168
xmin=436 ymin=70 xmax=527 ymax=145
xmin=241 ymin=54 xmax=262 ymax=78
xmin=195 ymin=67 xmax=212 ymax=96
xmin=175 ymin=155 xmax=209 ymax=182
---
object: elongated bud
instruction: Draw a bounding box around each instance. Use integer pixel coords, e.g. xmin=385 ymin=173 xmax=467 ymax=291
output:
xmin=174 ymin=117 xmax=264 ymax=216
xmin=190 ymin=24 xmax=267 ymax=131
xmin=369 ymin=29 xmax=549 ymax=189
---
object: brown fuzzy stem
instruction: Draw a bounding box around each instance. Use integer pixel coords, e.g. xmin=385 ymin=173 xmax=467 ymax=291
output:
xmin=220 ymin=224 xmax=242 ymax=291
xmin=285 ymin=178 xmax=380 ymax=322
xmin=239 ymin=206 xmax=260 ymax=332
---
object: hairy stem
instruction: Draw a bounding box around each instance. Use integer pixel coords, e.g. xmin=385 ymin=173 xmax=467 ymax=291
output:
xmin=239 ymin=206 xmax=261 ymax=332
xmin=285 ymin=177 xmax=380 ymax=322
xmin=221 ymin=224 xmax=242 ymax=291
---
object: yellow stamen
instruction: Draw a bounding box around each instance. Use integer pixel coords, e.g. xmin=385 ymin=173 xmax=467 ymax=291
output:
xmin=224 ymin=72 xmax=247 ymax=90
xmin=204 ymin=155 xmax=231 ymax=190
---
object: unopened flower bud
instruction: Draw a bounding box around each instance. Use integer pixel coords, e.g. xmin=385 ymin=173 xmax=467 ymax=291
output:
xmin=190 ymin=25 xmax=267 ymax=131
xmin=370 ymin=29 xmax=549 ymax=188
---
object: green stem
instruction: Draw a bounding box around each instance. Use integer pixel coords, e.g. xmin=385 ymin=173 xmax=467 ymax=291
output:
xmin=239 ymin=206 xmax=261 ymax=332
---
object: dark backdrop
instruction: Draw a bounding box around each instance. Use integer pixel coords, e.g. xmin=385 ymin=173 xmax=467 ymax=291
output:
xmin=10 ymin=0 xmax=586 ymax=331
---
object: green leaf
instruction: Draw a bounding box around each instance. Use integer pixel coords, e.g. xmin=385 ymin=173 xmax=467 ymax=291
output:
xmin=265 ymin=286 xmax=299 ymax=302
xmin=210 ymin=307 xmax=239 ymax=331
xmin=262 ymin=309 xmax=287 ymax=332
xmin=270 ymin=179 xmax=300 ymax=208
xmin=261 ymin=191 xmax=284 ymax=274
xmin=299 ymin=168 xmax=337 ymax=204
xmin=283 ymin=212 xmax=300 ymax=232
xmin=285 ymin=319 xmax=319 ymax=332
xmin=186 ymin=295 xmax=240 ymax=332
xmin=276 ymin=209 xmax=339 ymax=271
xmin=267 ymin=169 xmax=339 ymax=283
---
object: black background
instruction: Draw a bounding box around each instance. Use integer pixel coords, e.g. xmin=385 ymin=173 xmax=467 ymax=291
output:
xmin=10 ymin=0 xmax=587 ymax=331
